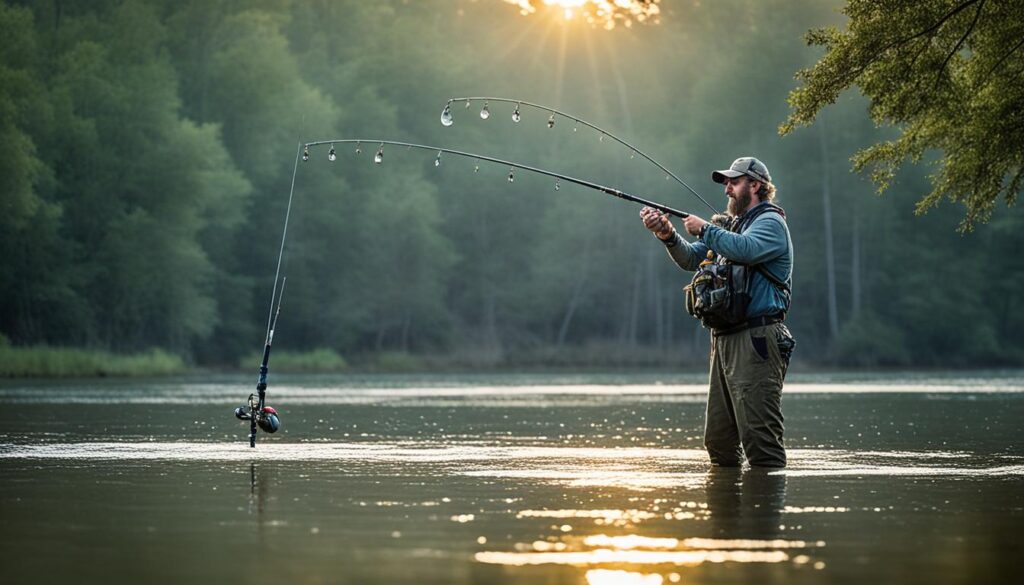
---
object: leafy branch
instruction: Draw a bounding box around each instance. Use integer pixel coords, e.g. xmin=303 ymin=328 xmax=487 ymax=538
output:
xmin=780 ymin=0 xmax=1023 ymax=230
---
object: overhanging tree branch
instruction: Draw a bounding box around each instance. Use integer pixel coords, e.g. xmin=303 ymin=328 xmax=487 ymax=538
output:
xmin=783 ymin=0 xmax=1023 ymax=230
xmin=931 ymin=0 xmax=986 ymax=92
xmin=784 ymin=0 xmax=984 ymax=132
xmin=981 ymin=34 xmax=1024 ymax=82
xmin=909 ymin=0 xmax=987 ymax=119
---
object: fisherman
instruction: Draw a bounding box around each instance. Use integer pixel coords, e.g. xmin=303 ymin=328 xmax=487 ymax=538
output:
xmin=640 ymin=157 xmax=795 ymax=468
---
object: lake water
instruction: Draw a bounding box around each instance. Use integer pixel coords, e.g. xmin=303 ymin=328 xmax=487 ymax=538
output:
xmin=2 ymin=371 xmax=1022 ymax=584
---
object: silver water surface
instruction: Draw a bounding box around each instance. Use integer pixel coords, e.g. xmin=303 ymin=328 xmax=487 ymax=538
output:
xmin=1 ymin=372 xmax=1022 ymax=584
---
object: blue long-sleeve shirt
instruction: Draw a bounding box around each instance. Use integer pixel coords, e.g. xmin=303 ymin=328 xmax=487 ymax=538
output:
xmin=661 ymin=201 xmax=793 ymax=318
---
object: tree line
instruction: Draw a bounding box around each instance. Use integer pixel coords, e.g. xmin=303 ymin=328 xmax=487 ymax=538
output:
xmin=1 ymin=0 xmax=1021 ymax=368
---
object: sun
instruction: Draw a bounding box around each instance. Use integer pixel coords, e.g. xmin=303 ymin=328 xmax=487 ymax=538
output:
xmin=500 ymin=0 xmax=661 ymax=30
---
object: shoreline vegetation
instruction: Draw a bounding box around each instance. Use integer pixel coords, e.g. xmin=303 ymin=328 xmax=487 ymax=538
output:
xmin=3 ymin=344 xmax=1023 ymax=379
xmin=1 ymin=345 xmax=695 ymax=378
xmin=0 ymin=346 xmax=187 ymax=378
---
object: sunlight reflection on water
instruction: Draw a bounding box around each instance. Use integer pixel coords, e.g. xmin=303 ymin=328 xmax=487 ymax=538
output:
xmin=2 ymin=442 xmax=1021 ymax=489
xmin=585 ymin=570 xmax=665 ymax=585
xmin=476 ymin=548 xmax=792 ymax=566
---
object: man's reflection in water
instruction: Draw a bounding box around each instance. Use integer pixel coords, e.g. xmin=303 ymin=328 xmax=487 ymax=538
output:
xmin=704 ymin=467 xmax=787 ymax=539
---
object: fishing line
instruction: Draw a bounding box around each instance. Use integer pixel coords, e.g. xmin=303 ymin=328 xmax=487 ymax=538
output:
xmin=265 ymin=144 xmax=301 ymax=343
xmin=441 ymin=96 xmax=720 ymax=215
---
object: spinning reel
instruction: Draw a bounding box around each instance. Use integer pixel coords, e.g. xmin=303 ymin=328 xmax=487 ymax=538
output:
xmin=235 ymin=395 xmax=281 ymax=435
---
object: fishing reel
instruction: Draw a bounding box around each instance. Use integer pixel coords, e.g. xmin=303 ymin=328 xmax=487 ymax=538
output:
xmin=258 ymin=407 xmax=281 ymax=433
xmin=234 ymin=394 xmax=281 ymax=434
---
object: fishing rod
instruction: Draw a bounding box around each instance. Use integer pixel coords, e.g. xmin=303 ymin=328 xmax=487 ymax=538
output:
xmin=303 ymin=139 xmax=693 ymax=219
xmin=233 ymin=277 xmax=285 ymax=447
xmin=232 ymin=285 xmax=284 ymax=446
xmin=441 ymin=96 xmax=720 ymax=215
xmin=232 ymin=145 xmax=301 ymax=447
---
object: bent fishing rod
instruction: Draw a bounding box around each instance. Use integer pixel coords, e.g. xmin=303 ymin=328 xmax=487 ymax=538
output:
xmin=303 ymin=139 xmax=694 ymax=219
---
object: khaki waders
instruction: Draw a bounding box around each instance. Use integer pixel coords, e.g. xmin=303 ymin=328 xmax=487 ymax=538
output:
xmin=705 ymin=322 xmax=791 ymax=468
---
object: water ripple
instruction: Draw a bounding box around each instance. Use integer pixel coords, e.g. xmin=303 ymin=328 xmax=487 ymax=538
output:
xmin=1 ymin=442 xmax=1021 ymax=487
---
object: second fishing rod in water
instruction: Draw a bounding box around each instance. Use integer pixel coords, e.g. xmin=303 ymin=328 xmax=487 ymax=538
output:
xmin=233 ymin=96 xmax=718 ymax=448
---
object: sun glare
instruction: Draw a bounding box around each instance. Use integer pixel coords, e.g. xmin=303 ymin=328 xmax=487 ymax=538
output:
xmin=501 ymin=0 xmax=661 ymax=30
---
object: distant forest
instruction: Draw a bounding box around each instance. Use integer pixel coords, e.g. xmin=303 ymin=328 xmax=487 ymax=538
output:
xmin=2 ymin=0 xmax=1022 ymax=368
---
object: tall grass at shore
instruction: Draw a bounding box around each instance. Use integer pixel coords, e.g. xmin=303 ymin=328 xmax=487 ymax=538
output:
xmin=238 ymin=348 xmax=349 ymax=373
xmin=0 ymin=345 xmax=186 ymax=378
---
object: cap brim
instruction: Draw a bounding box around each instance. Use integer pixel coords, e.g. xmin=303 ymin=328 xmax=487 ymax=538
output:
xmin=711 ymin=169 xmax=744 ymax=184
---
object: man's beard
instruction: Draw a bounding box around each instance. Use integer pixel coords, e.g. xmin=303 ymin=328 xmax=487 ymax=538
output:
xmin=727 ymin=189 xmax=753 ymax=216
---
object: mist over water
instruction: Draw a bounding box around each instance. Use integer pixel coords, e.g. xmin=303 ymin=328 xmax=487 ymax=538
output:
xmin=2 ymin=372 xmax=1022 ymax=584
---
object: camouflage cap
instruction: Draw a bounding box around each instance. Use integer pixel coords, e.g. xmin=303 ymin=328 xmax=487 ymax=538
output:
xmin=711 ymin=157 xmax=772 ymax=185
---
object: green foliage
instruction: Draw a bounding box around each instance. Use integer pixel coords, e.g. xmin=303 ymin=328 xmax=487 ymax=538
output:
xmin=2 ymin=0 xmax=1022 ymax=372
xmin=0 ymin=4 xmax=80 ymax=345
xmin=834 ymin=312 xmax=910 ymax=367
xmin=782 ymin=0 xmax=1024 ymax=230
xmin=0 ymin=0 xmax=252 ymax=355
xmin=0 ymin=346 xmax=185 ymax=378
xmin=369 ymin=351 xmax=425 ymax=373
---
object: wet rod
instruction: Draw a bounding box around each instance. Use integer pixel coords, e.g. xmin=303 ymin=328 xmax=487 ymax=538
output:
xmin=304 ymin=139 xmax=692 ymax=219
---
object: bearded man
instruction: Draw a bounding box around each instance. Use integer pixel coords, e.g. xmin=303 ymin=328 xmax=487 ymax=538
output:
xmin=640 ymin=157 xmax=795 ymax=468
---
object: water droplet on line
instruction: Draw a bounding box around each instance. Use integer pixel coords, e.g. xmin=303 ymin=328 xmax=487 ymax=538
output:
xmin=554 ymin=179 xmax=560 ymax=191
xmin=547 ymin=113 xmax=555 ymax=128
xmin=464 ymin=100 xmax=471 ymax=109
xmin=508 ymin=168 xmax=515 ymax=182
xmin=328 ymin=145 xmax=336 ymax=162
xmin=512 ymin=104 xmax=521 ymax=123
xmin=441 ymin=105 xmax=454 ymax=127
xmin=434 ymin=150 xmax=442 ymax=167
xmin=374 ymin=144 xmax=384 ymax=164
xmin=599 ymin=134 xmax=605 ymax=143
xmin=302 ymin=146 xmax=310 ymax=162
xmin=355 ymin=142 xmax=362 ymax=154
xmin=480 ymin=102 xmax=490 ymax=119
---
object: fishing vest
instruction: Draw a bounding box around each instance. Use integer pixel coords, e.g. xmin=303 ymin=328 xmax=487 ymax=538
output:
xmin=684 ymin=203 xmax=791 ymax=330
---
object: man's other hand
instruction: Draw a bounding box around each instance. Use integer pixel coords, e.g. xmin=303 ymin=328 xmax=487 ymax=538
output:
xmin=683 ymin=215 xmax=708 ymax=237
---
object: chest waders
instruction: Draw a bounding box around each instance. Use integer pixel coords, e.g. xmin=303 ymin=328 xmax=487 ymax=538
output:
xmin=694 ymin=203 xmax=793 ymax=468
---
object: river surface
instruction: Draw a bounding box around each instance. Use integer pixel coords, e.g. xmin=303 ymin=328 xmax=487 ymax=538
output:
xmin=2 ymin=371 xmax=1022 ymax=584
